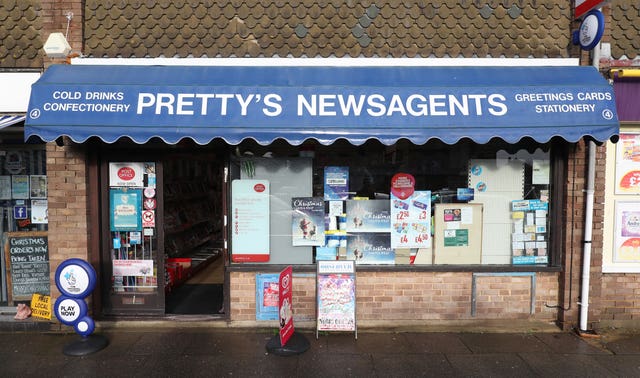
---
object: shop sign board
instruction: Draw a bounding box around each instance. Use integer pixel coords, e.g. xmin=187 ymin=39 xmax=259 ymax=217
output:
xmin=4 ymin=232 xmax=49 ymax=302
xmin=109 ymin=162 xmax=144 ymax=187
xmin=231 ymin=179 xmax=270 ymax=262
xmin=278 ymin=266 xmax=294 ymax=346
xmin=54 ymin=258 xmax=100 ymax=338
xmin=316 ymin=260 xmax=357 ymax=339
xmin=25 ymin=65 xmax=619 ymax=146
xmin=573 ymin=9 xmax=605 ymax=51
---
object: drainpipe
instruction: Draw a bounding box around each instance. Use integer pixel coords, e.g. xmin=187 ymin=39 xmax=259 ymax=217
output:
xmin=579 ymin=11 xmax=601 ymax=333
xmin=579 ymin=139 xmax=596 ymax=332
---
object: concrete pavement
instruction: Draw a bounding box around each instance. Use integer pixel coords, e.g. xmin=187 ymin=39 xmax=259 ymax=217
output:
xmin=1 ymin=326 xmax=640 ymax=377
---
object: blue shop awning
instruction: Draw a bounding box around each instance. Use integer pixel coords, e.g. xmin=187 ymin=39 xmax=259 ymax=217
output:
xmin=0 ymin=115 xmax=25 ymax=130
xmin=25 ymin=64 xmax=618 ymax=145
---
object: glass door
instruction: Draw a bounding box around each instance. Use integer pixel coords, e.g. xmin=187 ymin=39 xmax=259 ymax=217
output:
xmin=102 ymin=160 xmax=164 ymax=315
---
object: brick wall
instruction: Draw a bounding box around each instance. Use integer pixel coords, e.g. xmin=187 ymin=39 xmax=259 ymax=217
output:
xmin=558 ymin=140 xmax=608 ymax=330
xmin=601 ymin=274 xmax=640 ymax=325
xmin=45 ymin=141 xmax=90 ymax=299
xmin=40 ymin=0 xmax=83 ymax=66
xmin=229 ymin=271 xmax=560 ymax=327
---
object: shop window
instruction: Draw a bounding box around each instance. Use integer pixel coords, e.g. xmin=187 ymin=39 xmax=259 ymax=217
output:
xmin=0 ymin=146 xmax=48 ymax=305
xmin=228 ymin=139 xmax=554 ymax=267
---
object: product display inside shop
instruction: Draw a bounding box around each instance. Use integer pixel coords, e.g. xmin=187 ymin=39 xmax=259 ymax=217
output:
xmin=229 ymin=139 xmax=554 ymax=267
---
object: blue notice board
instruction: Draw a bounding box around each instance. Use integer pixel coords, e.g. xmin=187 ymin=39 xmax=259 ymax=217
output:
xmin=255 ymin=273 xmax=279 ymax=321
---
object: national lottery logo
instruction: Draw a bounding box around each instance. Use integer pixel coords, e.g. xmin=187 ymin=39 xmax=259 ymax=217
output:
xmin=63 ymin=268 xmax=81 ymax=293
xmin=602 ymin=108 xmax=614 ymax=120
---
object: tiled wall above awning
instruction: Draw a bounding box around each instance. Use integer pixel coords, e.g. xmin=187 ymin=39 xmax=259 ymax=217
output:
xmin=84 ymin=0 xmax=573 ymax=59
xmin=0 ymin=0 xmax=43 ymax=68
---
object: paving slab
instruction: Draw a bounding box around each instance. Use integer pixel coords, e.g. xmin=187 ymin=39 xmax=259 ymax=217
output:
xmin=534 ymin=332 xmax=610 ymax=355
xmin=519 ymin=352 xmax=618 ymax=378
xmin=371 ymin=353 xmax=457 ymax=377
xmin=445 ymin=353 xmax=537 ymax=377
xmin=1 ymin=329 xmax=640 ymax=377
xmin=297 ymin=351 xmax=375 ymax=377
xmin=457 ymin=332 xmax=551 ymax=354
xmin=592 ymin=354 xmax=640 ymax=377
xmin=598 ymin=333 xmax=640 ymax=355
xmin=403 ymin=332 xmax=472 ymax=354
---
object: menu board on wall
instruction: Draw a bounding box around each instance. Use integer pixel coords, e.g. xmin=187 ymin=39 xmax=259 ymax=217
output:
xmin=316 ymin=260 xmax=356 ymax=339
xmin=231 ymin=179 xmax=270 ymax=262
xmin=4 ymin=232 xmax=49 ymax=302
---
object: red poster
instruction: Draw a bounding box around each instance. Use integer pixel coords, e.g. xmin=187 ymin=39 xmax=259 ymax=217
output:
xmin=278 ymin=266 xmax=294 ymax=346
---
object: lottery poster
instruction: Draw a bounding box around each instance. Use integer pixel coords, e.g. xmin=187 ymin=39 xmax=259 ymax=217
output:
xmin=390 ymin=191 xmax=431 ymax=249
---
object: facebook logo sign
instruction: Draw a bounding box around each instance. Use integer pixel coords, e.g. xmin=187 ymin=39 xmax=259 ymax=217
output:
xmin=13 ymin=206 xmax=27 ymax=220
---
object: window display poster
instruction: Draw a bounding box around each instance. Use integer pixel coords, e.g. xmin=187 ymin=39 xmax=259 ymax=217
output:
xmin=346 ymin=233 xmax=394 ymax=264
xmin=231 ymin=179 xmax=270 ymax=262
xmin=0 ymin=175 xmax=11 ymax=199
xmin=112 ymin=259 xmax=153 ymax=276
xmin=109 ymin=162 xmax=145 ymax=187
xmin=617 ymin=133 xmax=640 ymax=163
xmin=291 ymin=197 xmax=325 ymax=246
xmin=324 ymin=166 xmax=349 ymax=200
xmin=615 ymin=133 xmax=640 ymax=194
xmin=443 ymin=229 xmax=469 ymax=247
xmin=109 ymin=188 xmax=143 ymax=231
xmin=614 ymin=201 xmax=640 ymax=262
xmin=390 ymin=191 xmax=431 ymax=249
xmin=532 ymin=160 xmax=550 ymax=185
xmin=31 ymin=200 xmax=48 ymax=224
xmin=11 ymin=175 xmax=29 ymax=199
xmin=346 ymin=199 xmax=391 ymax=233
xmin=511 ymin=199 xmax=549 ymax=264
xmin=29 ymin=175 xmax=47 ymax=198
